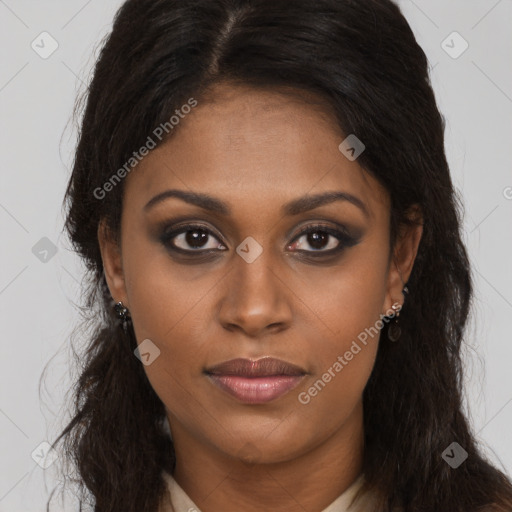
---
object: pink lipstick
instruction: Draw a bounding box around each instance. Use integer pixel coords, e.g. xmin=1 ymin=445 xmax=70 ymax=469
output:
xmin=204 ymin=357 xmax=307 ymax=404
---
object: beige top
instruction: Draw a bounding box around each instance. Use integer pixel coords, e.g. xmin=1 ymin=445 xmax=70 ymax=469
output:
xmin=158 ymin=470 xmax=381 ymax=512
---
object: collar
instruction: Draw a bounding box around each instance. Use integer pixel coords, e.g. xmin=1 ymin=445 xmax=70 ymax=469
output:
xmin=159 ymin=470 xmax=378 ymax=512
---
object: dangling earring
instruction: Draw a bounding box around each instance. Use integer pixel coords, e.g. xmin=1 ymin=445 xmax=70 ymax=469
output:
xmin=388 ymin=285 xmax=409 ymax=343
xmin=388 ymin=303 xmax=402 ymax=342
xmin=114 ymin=301 xmax=131 ymax=333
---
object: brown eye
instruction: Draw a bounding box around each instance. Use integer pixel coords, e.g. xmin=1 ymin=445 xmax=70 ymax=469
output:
xmin=291 ymin=230 xmax=339 ymax=251
xmin=287 ymin=224 xmax=360 ymax=255
xmin=160 ymin=224 xmax=227 ymax=253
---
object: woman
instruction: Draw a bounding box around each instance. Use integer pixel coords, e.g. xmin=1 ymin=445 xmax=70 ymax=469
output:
xmin=51 ymin=0 xmax=512 ymax=511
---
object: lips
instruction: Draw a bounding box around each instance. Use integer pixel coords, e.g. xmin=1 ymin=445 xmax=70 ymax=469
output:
xmin=204 ymin=357 xmax=307 ymax=404
xmin=205 ymin=357 xmax=306 ymax=377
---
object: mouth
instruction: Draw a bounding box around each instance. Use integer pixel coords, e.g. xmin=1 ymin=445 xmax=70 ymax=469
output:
xmin=204 ymin=357 xmax=307 ymax=404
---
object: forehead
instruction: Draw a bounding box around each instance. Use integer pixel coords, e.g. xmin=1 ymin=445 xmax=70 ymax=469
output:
xmin=124 ymin=83 xmax=389 ymax=220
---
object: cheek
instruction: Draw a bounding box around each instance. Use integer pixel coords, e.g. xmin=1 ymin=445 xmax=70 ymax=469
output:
xmin=290 ymin=247 xmax=388 ymax=414
xmin=122 ymin=234 xmax=219 ymax=343
xmin=293 ymin=281 xmax=383 ymax=439
xmin=120 ymin=241 xmax=220 ymax=398
xmin=122 ymin=256 xmax=215 ymax=424
xmin=294 ymin=245 xmax=388 ymax=352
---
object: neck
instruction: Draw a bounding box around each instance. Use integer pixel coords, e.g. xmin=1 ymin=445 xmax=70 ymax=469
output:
xmin=168 ymin=400 xmax=364 ymax=512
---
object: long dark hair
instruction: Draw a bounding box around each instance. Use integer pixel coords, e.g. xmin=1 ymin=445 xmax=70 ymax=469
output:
xmin=50 ymin=0 xmax=512 ymax=510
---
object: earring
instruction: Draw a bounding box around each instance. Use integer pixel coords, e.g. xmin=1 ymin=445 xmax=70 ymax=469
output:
xmin=114 ymin=301 xmax=131 ymax=333
xmin=388 ymin=303 xmax=402 ymax=342
xmin=388 ymin=285 xmax=409 ymax=342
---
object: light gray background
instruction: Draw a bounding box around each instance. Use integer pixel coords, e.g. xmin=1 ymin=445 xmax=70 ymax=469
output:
xmin=1 ymin=1 xmax=511 ymax=510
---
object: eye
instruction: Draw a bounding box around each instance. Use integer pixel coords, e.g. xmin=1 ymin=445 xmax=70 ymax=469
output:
xmin=158 ymin=221 xmax=360 ymax=257
xmin=287 ymin=224 xmax=359 ymax=255
xmin=160 ymin=223 xmax=227 ymax=253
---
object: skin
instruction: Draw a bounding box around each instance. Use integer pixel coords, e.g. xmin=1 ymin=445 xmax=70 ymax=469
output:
xmin=99 ymin=83 xmax=423 ymax=512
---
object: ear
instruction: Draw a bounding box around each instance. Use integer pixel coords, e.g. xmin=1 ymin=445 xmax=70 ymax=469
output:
xmin=97 ymin=219 xmax=129 ymax=307
xmin=382 ymin=205 xmax=423 ymax=315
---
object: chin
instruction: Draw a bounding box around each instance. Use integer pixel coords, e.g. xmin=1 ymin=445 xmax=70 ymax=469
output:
xmin=215 ymin=432 xmax=311 ymax=467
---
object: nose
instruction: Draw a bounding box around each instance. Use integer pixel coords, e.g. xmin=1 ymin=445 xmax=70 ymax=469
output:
xmin=218 ymin=250 xmax=293 ymax=338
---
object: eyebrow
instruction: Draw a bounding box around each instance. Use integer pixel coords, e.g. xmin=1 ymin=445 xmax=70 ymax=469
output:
xmin=144 ymin=189 xmax=370 ymax=218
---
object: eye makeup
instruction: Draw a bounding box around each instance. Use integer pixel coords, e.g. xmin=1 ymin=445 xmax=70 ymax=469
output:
xmin=152 ymin=215 xmax=364 ymax=264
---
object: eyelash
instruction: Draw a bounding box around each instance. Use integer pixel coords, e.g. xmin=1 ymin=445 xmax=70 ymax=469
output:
xmin=159 ymin=222 xmax=360 ymax=258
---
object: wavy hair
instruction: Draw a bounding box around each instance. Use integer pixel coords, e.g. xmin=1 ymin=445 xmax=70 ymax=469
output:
xmin=50 ymin=0 xmax=512 ymax=510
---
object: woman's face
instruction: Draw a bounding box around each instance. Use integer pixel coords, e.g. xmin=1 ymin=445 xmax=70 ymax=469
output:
xmin=100 ymin=83 xmax=421 ymax=467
